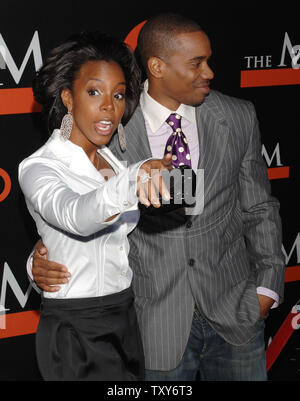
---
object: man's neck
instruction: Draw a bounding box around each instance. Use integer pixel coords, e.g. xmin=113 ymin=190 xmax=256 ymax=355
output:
xmin=147 ymin=82 xmax=181 ymax=111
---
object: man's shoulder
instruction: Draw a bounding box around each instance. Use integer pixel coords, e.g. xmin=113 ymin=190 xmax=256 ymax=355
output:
xmin=197 ymin=90 xmax=256 ymax=126
xmin=126 ymin=104 xmax=144 ymax=125
xmin=206 ymin=90 xmax=254 ymax=114
xmin=122 ymin=105 xmax=146 ymax=138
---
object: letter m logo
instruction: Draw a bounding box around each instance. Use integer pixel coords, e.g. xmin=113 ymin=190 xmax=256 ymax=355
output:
xmin=0 ymin=262 xmax=32 ymax=313
xmin=0 ymin=263 xmax=33 ymax=330
xmin=282 ymin=233 xmax=300 ymax=265
xmin=0 ymin=31 xmax=43 ymax=84
xmin=261 ymin=143 xmax=283 ymax=167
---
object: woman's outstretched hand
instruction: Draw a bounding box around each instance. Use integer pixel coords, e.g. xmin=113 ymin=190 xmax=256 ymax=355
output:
xmin=137 ymin=153 xmax=173 ymax=208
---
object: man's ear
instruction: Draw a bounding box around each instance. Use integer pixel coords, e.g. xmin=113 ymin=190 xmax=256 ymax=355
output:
xmin=61 ymin=89 xmax=73 ymax=112
xmin=147 ymin=56 xmax=165 ymax=79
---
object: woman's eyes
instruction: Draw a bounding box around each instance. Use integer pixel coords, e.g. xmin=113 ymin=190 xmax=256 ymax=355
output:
xmin=114 ymin=92 xmax=125 ymax=100
xmin=88 ymin=89 xmax=100 ymax=96
xmin=87 ymin=89 xmax=125 ymax=99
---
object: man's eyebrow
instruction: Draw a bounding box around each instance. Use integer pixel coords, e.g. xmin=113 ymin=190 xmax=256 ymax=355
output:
xmin=188 ymin=55 xmax=211 ymax=62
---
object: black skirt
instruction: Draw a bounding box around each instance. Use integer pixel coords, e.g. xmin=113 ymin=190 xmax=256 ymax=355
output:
xmin=36 ymin=287 xmax=144 ymax=381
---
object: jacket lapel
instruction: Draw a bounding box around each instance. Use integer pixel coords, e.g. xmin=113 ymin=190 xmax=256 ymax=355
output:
xmin=196 ymin=93 xmax=229 ymax=197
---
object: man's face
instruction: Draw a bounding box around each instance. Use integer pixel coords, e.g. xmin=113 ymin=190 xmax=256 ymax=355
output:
xmin=157 ymin=30 xmax=214 ymax=110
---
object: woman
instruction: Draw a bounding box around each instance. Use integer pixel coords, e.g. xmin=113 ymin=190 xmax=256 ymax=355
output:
xmin=18 ymin=31 xmax=171 ymax=381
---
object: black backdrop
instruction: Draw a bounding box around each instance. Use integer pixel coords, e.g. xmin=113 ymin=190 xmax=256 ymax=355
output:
xmin=0 ymin=1 xmax=299 ymax=381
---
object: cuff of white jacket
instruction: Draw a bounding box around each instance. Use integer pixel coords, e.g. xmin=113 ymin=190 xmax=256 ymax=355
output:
xmin=256 ymin=286 xmax=279 ymax=308
xmin=26 ymin=250 xmax=41 ymax=294
xmin=97 ymin=159 xmax=151 ymax=220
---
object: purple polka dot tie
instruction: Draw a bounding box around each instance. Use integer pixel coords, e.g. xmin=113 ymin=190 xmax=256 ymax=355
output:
xmin=164 ymin=113 xmax=192 ymax=168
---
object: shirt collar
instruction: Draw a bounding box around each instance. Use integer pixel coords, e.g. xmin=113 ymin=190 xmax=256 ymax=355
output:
xmin=47 ymin=130 xmax=123 ymax=182
xmin=140 ymin=80 xmax=196 ymax=133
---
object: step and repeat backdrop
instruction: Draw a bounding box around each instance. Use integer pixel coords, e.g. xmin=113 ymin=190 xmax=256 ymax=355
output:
xmin=0 ymin=1 xmax=299 ymax=380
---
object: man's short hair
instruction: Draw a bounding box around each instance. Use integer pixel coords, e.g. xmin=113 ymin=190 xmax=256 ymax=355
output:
xmin=137 ymin=12 xmax=203 ymax=69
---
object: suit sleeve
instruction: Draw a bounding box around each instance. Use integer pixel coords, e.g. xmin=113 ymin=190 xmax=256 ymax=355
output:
xmin=238 ymin=102 xmax=286 ymax=304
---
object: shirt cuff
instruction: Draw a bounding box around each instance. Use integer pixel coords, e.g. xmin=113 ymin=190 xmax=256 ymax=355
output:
xmin=26 ymin=249 xmax=41 ymax=294
xmin=256 ymin=286 xmax=279 ymax=309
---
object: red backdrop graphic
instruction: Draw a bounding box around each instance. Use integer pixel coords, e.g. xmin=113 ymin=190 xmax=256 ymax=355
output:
xmin=0 ymin=168 xmax=11 ymax=202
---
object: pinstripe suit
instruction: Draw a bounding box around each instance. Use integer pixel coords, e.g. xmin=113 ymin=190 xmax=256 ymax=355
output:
xmin=109 ymin=89 xmax=285 ymax=371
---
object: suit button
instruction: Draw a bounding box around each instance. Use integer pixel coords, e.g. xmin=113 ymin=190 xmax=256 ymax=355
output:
xmin=189 ymin=259 xmax=195 ymax=266
xmin=186 ymin=220 xmax=192 ymax=229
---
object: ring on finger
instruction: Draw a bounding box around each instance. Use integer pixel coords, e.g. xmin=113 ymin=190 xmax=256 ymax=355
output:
xmin=140 ymin=172 xmax=151 ymax=184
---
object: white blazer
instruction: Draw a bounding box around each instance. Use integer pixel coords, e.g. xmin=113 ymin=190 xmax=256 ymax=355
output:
xmin=19 ymin=130 xmax=143 ymax=299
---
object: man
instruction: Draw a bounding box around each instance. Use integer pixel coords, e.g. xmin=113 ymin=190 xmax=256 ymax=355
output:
xmin=29 ymin=13 xmax=285 ymax=380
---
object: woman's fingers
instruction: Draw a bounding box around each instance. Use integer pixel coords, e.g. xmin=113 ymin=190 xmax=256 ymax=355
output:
xmin=161 ymin=153 xmax=173 ymax=169
xmin=138 ymin=164 xmax=171 ymax=207
xmin=137 ymin=177 xmax=151 ymax=207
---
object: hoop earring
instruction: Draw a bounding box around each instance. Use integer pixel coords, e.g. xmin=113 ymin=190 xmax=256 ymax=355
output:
xmin=60 ymin=111 xmax=73 ymax=140
xmin=118 ymin=123 xmax=126 ymax=152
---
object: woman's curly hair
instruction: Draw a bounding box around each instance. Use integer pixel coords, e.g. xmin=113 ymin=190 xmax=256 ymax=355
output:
xmin=33 ymin=31 xmax=141 ymax=133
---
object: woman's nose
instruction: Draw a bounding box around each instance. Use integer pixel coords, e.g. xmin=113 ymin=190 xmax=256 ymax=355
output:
xmin=100 ymin=95 xmax=114 ymax=111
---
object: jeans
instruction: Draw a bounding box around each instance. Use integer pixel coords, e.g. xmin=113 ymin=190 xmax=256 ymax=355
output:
xmin=145 ymin=309 xmax=267 ymax=381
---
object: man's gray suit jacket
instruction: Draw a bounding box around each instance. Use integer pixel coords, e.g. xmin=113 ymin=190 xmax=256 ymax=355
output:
xmin=109 ymin=90 xmax=286 ymax=371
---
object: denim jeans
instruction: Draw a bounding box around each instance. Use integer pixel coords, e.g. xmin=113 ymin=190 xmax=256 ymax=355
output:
xmin=145 ymin=309 xmax=267 ymax=381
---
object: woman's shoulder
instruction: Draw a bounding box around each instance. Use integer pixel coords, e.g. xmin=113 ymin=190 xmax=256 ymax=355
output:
xmin=19 ymin=130 xmax=71 ymax=173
